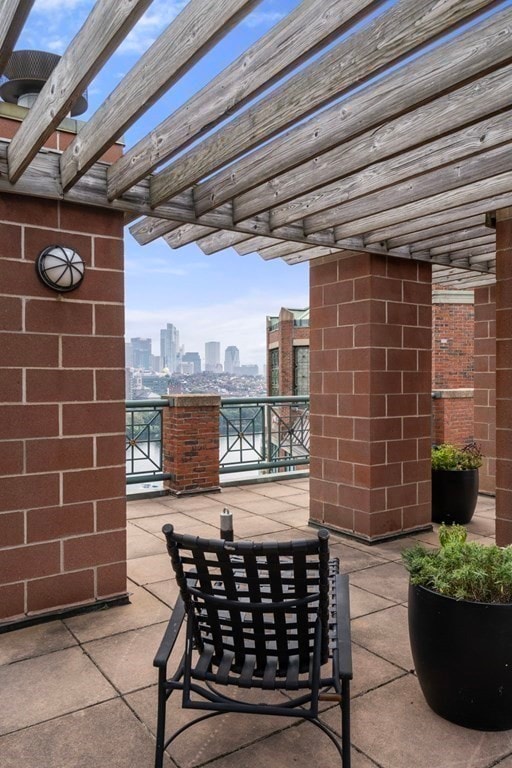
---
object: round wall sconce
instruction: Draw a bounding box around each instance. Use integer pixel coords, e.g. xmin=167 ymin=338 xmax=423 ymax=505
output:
xmin=35 ymin=246 xmax=85 ymax=292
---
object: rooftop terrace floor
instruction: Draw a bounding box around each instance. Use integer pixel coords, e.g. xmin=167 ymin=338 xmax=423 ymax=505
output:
xmin=1 ymin=480 xmax=507 ymax=768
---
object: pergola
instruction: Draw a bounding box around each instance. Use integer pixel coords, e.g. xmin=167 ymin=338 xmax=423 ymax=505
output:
xmin=0 ymin=0 xmax=507 ymax=285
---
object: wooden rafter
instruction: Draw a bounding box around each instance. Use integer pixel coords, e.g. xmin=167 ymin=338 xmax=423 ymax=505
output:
xmin=196 ymin=230 xmax=253 ymax=255
xmin=191 ymin=3 xmax=511 ymax=218
xmin=59 ymin=0 xmax=259 ymax=192
xmin=150 ymin=0 xmax=498 ymax=210
xmin=7 ymin=0 xmax=153 ymax=183
xmin=262 ymin=72 xmax=512 ymax=230
xmin=0 ymin=0 xmax=35 ymax=73
xmin=106 ymin=0 xmax=380 ymax=200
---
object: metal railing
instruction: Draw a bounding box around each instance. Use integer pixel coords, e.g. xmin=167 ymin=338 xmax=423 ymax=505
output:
xmin=219 ymin=396 xmax=310 ymax=475
xmin=125 ymin=399 xmax=170 ymax=485
xmin=125 ymin=396 xmax=310 ymax=486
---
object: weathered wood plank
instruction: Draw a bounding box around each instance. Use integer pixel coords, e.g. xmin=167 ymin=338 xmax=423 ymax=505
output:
xmin=60 ymin=0 xmax=260 ymax=192
xmin=265 ymin=84 xmax=512 ymax=230
xmin=7 ymin=0 xmax=152 ymax=183
xmin=196 ymin=230 xmax=252 ymax=255
xmin=422 ymin=234 xmax=495 ymax=256
xmin=386 ymin=216 xmax=484 ymax=249
xmin=408 ymin=226 xmax=492 ymax=252
xmin=306 ymin=143 xmax=512 ymax=234
xmin=107 ymin=0 xmax=378 ymax=200
xmin=258 ymin=242 xmax=317 ymax=261
xmin=428 ymin=243 xmax=495 ymax=260
xmin=129 ymin=217 xmax=183 ymax=246
xmin=151 ymin=0 xmax=498 ymax=209
xmin=0 ymin=0 xmax=34 ymax=73
xmin=333 ymin=171 xmax=512 ymax=241
xmin=234 ymin=236 xmax=282 ymax=256
xmin=283 ymin=246 xmax=346 ymax=264
xmin=195 ymin=5 xmax=512 ymax=217
xmin=164 ymin=224 xmax=217 ymax=249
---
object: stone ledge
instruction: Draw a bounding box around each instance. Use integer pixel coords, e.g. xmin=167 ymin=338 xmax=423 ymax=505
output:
xmin=163 ymin=395 xmax=220 ymax=407
xmin=432 ymin=388 xmax=474 ymax=399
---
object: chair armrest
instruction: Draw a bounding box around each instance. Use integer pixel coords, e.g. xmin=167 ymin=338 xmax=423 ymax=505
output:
xmin=335 ymin=573 xmax=353 ymax=680
xmin=153 ymin=595 xmax=186 ymax=669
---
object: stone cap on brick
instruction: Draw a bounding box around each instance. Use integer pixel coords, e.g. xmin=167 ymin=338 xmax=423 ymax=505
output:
xmin=432 ymin=388 xmax=474 ymax=399
xmin=162 ymin=395 xmax=221 ymax=407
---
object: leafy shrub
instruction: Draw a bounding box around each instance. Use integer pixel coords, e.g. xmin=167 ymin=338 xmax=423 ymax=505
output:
xmin=431 ymin=442 xmax=483 ymax=471
xmin=402 ymin=524 xmax=512 ymax=603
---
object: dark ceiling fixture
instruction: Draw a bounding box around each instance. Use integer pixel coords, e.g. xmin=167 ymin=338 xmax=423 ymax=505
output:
xmin=0 ymin=50 xmax=87 ymax=116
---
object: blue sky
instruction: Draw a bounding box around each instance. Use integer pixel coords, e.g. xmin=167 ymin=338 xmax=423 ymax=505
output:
xmin=18 ymin=0 xmax=309 ymax=369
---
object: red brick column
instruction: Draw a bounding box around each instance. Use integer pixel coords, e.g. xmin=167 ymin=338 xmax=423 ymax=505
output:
xmin=309 ymin=253 xmax=432 ymax=542
xmin=162 ymin=395 xmax=221 ymax=495
xmin=474 ymin=285 xmax=496 ymax=496
xmin=495 ymin=210 xmax=512 ymax=545
xmin=0 ymin=193 xmax=126 ymax=624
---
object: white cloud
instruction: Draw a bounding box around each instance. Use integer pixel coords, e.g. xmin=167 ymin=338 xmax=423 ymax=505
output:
xmin=243 ymin=11 xmax=285 ymax=29
xmin=117 ymin=1 xmax=188 ymax=55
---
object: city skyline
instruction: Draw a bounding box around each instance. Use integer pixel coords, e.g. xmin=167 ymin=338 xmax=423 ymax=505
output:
xmin=17 ymin=1 xmax=309 ymax=372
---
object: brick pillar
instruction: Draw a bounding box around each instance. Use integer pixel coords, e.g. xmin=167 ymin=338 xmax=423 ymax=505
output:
xmin=162 ymin=395 xmax=221 ymax=495
xmin=0 ymin=110 xmax=127 ymax=626
xmin=474 ymin=285 xmax=496 ymax=496
xmin=495 ymin=210 xmax=512 ymax=545
xmin=309 ymin=253 xmax=432 ymax=543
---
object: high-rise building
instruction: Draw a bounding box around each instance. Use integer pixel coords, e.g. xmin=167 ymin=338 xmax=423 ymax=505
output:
xmin=235 ymin=364 xmax=259 ymax=377
xmin=130 ymin=337 xmax=152 ymax=369
xmin=182 ymin=352 xmax=201 ymax=374
xmin=160 ymin=324 xmax=179 ymax=372
xmin=224 ymin=345 xmax=240 ymax=374
xmin=205 ymin=341 xmax=221 ymax=372
xmin=125 ymin=342 xmax=133 ymax=368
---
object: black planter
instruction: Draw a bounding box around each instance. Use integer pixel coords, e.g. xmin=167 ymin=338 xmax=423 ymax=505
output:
xmin=431 ymin=468 xmax=479 ymax=524
xmin=408 ymin=583 xmax=512 ymax=730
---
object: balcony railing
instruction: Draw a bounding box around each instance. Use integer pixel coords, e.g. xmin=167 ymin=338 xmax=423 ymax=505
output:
xmin=125 ymin=396 xmax=310 ymax=486
xmin=125 ymin=399 xmax=170 ymax=485
xmin=219 ymin=396 xmax=310 ymax=475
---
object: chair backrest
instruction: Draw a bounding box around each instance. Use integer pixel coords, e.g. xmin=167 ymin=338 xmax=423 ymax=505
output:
xmin=163 ymin=525 xmax=331 ymax=676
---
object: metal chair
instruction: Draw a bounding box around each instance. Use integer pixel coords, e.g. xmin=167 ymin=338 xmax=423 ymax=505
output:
xmin=154 ymin=524 xmax=352 ymax=767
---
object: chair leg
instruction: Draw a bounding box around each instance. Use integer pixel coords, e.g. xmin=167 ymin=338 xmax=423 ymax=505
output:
xmin=341 ymin=678 xmax=351 ymax=768
xmin=155 ymin=668 xmax=168 ymax=768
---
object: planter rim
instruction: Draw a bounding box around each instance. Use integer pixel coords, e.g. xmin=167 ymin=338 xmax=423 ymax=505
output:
xmin=431 ymin=467 xmax=480 ymax=473
xmin=410 ymin=581 xmax=512 ymax=608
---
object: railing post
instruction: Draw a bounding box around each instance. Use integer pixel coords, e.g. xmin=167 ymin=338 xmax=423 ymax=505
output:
xmin=162 ymin=395 xmax=221 ymax=496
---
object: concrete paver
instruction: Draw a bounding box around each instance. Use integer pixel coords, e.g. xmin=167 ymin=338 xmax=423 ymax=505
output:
xmin=0 ymin=486 xmax=504 ymax=768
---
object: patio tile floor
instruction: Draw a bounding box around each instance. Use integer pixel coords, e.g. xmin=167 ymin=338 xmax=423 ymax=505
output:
xmin=1 ymin=483 xmax=508 ymax=768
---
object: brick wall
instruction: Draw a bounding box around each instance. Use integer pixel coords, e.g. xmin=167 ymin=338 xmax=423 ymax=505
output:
xmin=0 ymin=116 xmax=126 ymax=625
xmin=309 ymin=253 xmax=432 ymax=542
xmin=474 ymin=285 xmax=496 ymax=496
xmin=267 ymin=308 xmax=309 ymax=396
xmin=162 ymin=395 xmax=220 ymax=494
xmin=495 ymin=214 xmax=512 ymax=544
xmin=432 ymin=393 xmax=474 ymax=446
xmin=432 ymin=291 xmax=474 ymax=389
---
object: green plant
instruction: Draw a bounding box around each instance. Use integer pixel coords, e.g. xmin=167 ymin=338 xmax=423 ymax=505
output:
xmin=402 ymin=524 xmax=512 ymax=603
xmin=431 ymin=442 xmax=483 ymax=471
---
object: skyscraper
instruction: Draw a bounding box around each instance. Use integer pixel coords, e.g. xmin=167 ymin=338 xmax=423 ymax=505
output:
xmin=130 ymin=337 xmax=152 ymax=369
xmin=224 ymin=345 xmax=240 ymax=374
xmin=160 ymin=324 xmax=179 ymax=372
xmin=205 ymin=341 xmax=221 ymax=372
xmin=182 ymin=352 xmax=201 ymax=374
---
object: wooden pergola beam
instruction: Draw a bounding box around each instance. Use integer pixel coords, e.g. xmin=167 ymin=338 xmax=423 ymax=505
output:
xmin=334 ymin=170 xmax=512 ymax=240
xmin=0 ymin=0 xmax=35 ymax=73
xmin=106 ymin=0 xmax=380 ymax=200
xmin=263 ymin=81 xmax=512 ymax=230
xmin=233 ymin=236 xmax=282 ymax=256
xmin=150 ymin=0 xmax=498 ymax=210
xmin=385 ymin=216 xmax=485 ymax=249
xmin=7 ymin=0 xmax=153 ymax=183
xmin=304 ymin=142 xmax=512 ymax=234
xmin=59 ymin=0 xmax=260 ymax=192
xmin=193 ymin=5 xmax=512 ymax=218
xmin=196 ymin=230 xmax=253 ymax=255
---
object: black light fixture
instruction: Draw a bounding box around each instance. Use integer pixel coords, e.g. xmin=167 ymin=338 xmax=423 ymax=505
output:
xmin=35 ymin=246 xmax=85 ymax=292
